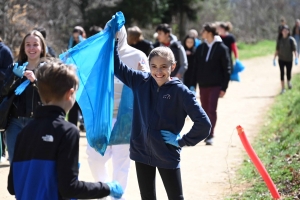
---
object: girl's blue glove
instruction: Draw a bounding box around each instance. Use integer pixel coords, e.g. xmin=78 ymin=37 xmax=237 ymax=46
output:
xmin=15 ymin=80 xmax=30 ymax=95
xmin=161 ymin=130 xmax=181 ymax=147
xmin=295 ymin=57 xmax=298 ymax=65
xmin=106 ymin=181 xmax=123 ymax=199
xmin=13 ymin=62 xmax=28 ymax=78
xmin=273 ymin=59 xmax=276 ymax=67
xmin=189 ymin=86 xmax=196 ymax=95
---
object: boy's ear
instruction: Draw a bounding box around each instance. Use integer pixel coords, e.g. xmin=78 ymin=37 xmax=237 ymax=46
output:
xmin=65 ymin=88 xmax=75 ymax=100
xmin=171 ymin=63 xmax=176 ymax=72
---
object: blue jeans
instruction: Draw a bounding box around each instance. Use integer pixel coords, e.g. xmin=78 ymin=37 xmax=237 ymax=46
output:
xmin=6 ymin=117 xmax=33 ymax=163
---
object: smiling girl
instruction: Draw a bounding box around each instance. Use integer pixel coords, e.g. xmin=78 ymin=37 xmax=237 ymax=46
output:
xmin=0 ymin=30 xmax=46 ymax=162
xmin=114 ymin=36 xmax=211 ymax=199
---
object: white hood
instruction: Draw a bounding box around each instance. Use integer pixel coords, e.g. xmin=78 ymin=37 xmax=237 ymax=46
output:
xmin=205 ymin=35 xmax=222 ymax=61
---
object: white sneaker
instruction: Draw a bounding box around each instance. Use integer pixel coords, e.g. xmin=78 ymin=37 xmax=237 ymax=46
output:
xmin=280 ymin=89 xmax=286 ymax=95
xmin=1 ymin=156 xmax=6 ymax=163
xmin=205 ymin=138 xmax=213 ymax=145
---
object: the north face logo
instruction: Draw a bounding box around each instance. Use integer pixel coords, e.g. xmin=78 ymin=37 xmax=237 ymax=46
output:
xmin=42 ymin=135 xmax=54 ymax=142
xmin=163 ymin=94 xmax=171 ymax=99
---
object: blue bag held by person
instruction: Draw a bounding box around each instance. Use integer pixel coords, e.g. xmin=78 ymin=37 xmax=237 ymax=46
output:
xmin=230 ymin=59 xmax=245 ymax=82
xmin=109 ymin=85 xmax=133 ymax=145
xmin=59 ymin=11 xmax=125 ymax=155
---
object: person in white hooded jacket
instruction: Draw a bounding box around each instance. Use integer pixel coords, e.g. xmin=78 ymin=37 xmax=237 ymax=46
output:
xmin=86 ymin=26 xmax=149 ymax=200
xmin=192 ymin=23 xmax=231 ymax=145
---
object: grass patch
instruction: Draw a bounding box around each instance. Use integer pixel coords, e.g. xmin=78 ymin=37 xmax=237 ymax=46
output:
xmin=227 ymin=74 xmax=300 ymax=200
xmin=238 ymin=40 xmax=275 ymax=60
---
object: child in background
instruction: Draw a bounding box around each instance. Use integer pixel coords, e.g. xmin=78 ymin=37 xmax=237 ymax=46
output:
xmin=7 ymin=58 xmax=123 ymax=200
xmin=67 ymin=26 xmax=86 ymax=131
xmin=274 ymin=25 xmax=298 ymax=94
xmin=182 ymin=35 xmax=197 ymax=90
xmin=193 ymin=23 xmax=231 ymax=145
xmin=217 ymin=22 xmax=239 ymax=73
xmin=114 ymin=35 xmax=211 ymax=199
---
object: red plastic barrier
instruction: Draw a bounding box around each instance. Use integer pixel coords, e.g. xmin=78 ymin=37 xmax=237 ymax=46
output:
xmin=236 ymin=125 xmax=280 ymax=199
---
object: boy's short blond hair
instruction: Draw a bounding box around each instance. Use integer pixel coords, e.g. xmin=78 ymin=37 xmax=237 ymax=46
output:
xmin=36 ymin=58 xmax=79 ymax=104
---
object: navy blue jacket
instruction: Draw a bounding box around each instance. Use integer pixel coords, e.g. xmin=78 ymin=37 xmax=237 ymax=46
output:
xmin=114 ymin=42 xmax=211 ymax=169
xmin=0 ymin=42 xmax=13 ymax=85
xmin=8 ymin=105 xmax=111 ymax=200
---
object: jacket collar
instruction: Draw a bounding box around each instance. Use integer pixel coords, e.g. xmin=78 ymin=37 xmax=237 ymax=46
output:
xmin=35 ymin=105 xmax=66 ymax=119
xmin=151 ymin=76 xmax=182 ymax=88
xmin=204 ymin=35 xmax=222 ymax=46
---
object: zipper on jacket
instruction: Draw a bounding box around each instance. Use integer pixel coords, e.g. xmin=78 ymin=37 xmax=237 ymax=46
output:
xmin=209 ymin=44 xmax=217 ymax=60
xmin=148 ymin=86 xmax=161 ymax=165
xmin=31 ymin=86 xmax=34 ymax=117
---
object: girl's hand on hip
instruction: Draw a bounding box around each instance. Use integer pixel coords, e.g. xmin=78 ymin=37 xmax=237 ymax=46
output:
xmin=23 ymin=70 xmax=36 ymax=82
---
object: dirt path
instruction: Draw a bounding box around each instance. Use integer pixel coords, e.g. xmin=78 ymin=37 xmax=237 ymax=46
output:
xmin=1 ymin=55 xmax=299 ymax=199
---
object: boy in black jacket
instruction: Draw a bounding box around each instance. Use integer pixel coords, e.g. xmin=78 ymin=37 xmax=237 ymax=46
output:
xmin=193 ymin=23 xmax=231 ymax=145
xmin=7 ymin=58 xmax=123 ymax=200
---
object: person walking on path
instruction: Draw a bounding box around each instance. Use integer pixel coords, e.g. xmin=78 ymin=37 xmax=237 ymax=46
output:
xmin=274 ymin=25 xmax=298 ymax=94
xmin=217 ymin=21 xmax=239 ymax=73
xmin=0 ymin=37 xmax=13 ymax=79
xmin=192 ymin=23 xmax=231 ymax=145
xmin=86 ymin=26 xmax=149 ymax=200
xmin=182 ymin=35 xmax=197 ymax=90
xmin=7 ymin=58 xmax=123 ymax=200
xmin=188 ymin=29 xmax=201 ymax=48
xmin=154 ymin=23 xmax=188 ymax=79
xmin=0 ymin=37 xmax=13 ymax=161
xmin=0 ymin=31 xmax=46 ymax=162
xmin=113 ymin=31 xmax=211 ymax=199
xmin=278 ymin=17 xmax=287 ymax=35
xmin=34 ymin=27 xmax=56 ymax=57
xmin=127 ymin=26 xmax=154 ymax=56
xmin=292 ymin=19 xmax=300 ymax=55
xmin=67 ymin=26 xmax=86 ymax=131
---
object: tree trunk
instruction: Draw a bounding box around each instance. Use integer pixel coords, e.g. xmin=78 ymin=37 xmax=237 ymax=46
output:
xmin=178 ymin=7 xmax=187 ymax=40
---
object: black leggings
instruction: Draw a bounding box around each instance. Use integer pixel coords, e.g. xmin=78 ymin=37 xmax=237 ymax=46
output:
xmin=279 ymin=60 xmax=293 ymax=81
xmin=68 ymin=101 xmax=81 ymax=126
xmin=1 ymin=132 xmax=5 ymax=156
xmin=135 ymin=162 xmax=184 ymax=200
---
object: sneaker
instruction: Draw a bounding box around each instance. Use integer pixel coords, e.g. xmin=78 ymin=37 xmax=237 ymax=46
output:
xmin=1 ymin=156 xmax=6 ymax=163
xmin=205 ymin=138 xmax=213 ymax=145
xmin=79 ymin=124 xmax=86 ymax=132
xmin=280 ymin=89 xmax=286 ymax=95
xmin=288 ymin=82 xmax=292 ymax=89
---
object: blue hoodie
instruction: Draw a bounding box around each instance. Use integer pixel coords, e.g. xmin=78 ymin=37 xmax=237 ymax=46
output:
xmin=114 ymin=41 xmax=211 ymax=169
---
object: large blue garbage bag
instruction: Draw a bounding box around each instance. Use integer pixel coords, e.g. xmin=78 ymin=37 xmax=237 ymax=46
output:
xmin=109 ymin=85 xmax=133 ymax=145
xmin=59 ymin=11 xmax=125 ymax=155
xmin=230 ymin=59 xmax=245 ymax=82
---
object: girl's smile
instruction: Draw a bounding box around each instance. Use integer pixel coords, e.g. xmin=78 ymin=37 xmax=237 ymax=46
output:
xmin=150 ymin=56 xmax=176 ymax=86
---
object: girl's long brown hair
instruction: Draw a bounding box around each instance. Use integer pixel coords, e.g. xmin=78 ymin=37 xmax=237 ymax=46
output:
xmin=17 ymin=30 xmax=47 ymax=63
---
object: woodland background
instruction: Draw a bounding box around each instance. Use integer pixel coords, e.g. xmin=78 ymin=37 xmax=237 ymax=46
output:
xmin=1 ymin=0 xmax=300 ymax=57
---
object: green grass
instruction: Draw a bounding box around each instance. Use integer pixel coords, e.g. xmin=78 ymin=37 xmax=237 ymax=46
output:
xmin=238 ymin=40 xmax=275 ymax=60
xmin=227 ymin=74 xmax=300 ymax=200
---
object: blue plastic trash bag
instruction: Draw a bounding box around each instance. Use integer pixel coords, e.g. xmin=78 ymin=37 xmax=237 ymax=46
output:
xmin=230 ymin=59 xmax=245 ymax=82
xmin=59 ymin=11 xmax=125 ymax=155
xmin=109 ymin=85 xmax=133 ymax=145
